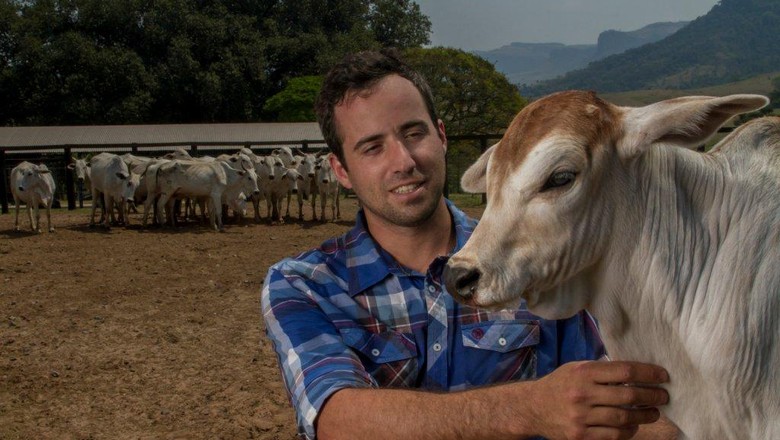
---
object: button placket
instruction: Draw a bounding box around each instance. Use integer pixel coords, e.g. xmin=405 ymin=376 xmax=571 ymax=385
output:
xmin=423 ymin=280 xmax=449 ymax=389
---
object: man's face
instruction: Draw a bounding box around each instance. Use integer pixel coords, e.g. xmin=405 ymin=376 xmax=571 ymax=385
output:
xmin=330 ymin=74 xmax=448 ymax=228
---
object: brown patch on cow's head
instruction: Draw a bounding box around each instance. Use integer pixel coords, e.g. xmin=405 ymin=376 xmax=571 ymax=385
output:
xmin=490 ymin=91 xmax=620 ymax=201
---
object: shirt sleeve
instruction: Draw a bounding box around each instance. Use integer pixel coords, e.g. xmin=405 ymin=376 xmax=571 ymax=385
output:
xmin=261 ymin=260 xmax=376 ymax=439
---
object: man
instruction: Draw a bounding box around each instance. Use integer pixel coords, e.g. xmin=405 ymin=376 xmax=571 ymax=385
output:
xmin=261 ymin=49 xmax=677 ymax=440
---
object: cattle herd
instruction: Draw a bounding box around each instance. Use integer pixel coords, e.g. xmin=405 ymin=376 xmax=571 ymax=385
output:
xmin=10 ymin=146 xmax=341 ymax=233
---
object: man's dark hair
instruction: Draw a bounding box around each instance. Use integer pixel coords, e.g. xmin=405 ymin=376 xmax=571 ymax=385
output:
xmin=315 ymin=49 xmax=439 ymax=167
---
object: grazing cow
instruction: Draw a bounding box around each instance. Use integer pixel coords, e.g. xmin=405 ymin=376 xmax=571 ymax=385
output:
xmin=155 ymin=160 xmax=260 ymax=231
xmin=88 ymin=152 xmax=139 ymax=228
xmin=10 ymin=162 xmax=56 ymax=233
xmin=316 ymin=158 xmax=340 ymax=222
xmin=443 ymin=91 xmax=779 ymax=440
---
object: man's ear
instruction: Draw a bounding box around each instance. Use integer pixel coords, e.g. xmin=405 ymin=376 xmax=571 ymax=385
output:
xmin=437 ymin=119 xmax=448 ymax=155
xmin=329 ymin=154 xmax=353 ymax=190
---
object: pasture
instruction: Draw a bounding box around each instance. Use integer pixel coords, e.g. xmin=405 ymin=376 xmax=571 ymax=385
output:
xmin=0 ymin=198 xmax=484 ymax=439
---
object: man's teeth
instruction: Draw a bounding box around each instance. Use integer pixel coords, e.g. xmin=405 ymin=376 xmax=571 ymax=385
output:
xmin=392 ymin=183 xmax=421 ymax=194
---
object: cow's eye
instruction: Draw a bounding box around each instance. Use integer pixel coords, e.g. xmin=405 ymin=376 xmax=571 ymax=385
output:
xmin=542 ymin=171 xmax=576 ymax=191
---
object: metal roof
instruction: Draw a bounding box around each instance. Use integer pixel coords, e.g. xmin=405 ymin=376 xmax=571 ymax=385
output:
xmin=0 ymin=122 xmax=326 ymax=151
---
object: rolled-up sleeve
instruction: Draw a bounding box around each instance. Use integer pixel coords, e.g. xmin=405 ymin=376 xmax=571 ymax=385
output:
xmin=261 ymin=261 xmax=375 ymax=439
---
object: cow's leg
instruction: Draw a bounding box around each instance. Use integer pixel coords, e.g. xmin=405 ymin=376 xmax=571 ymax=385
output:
xmin=157 ymin=193 xmax=170 ymax=227
xmin=33 ymin=199 xmax=41 ymax=233
xmin=89 ymin=188 xmax=98 ymax=227
xmin=13 ymin=196 xmax=21 ymax=231
xmin=252 ymin=194 xmax=261 ymax=222
xmin=320 ymin=192 xmax=326 ymax=222
xmin=46 ymin=200 xmax=54 ymax=232
xmin=27 ymin=202 xmax=35 ymax=231
xmin=210 ymin=193 xmax=223 ymax=231
xmin=310 ymin=192 xmax=317 ymax=221
xmin=142 ymin=194 xmax=154 ymax=226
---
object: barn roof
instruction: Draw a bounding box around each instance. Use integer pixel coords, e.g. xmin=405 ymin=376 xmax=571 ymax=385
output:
xmin=0 ymin=122 xmax=327 ymax=153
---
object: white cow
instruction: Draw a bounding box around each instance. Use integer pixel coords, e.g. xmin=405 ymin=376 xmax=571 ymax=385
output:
xmin=155 ymin=160 xmax=260 ymax=231
xmin=67 ymin=157 xmax=91 ymax=184
xmin=291 ymin=153 xmax=319 ymax=221
xmin=267 ymin=167 xmax=303 ymax=224
xmin=10 ymin=162 xmax=56 ymax=233
xmin=316 ymin=158 xmax=340 ymax=222
xmin=88 ymin=152 xmax=139 ymax=228
xmin=444 ymin=91 xmax=779 ymax=440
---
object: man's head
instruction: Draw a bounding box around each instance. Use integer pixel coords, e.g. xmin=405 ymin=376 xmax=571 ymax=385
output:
xmin=315 ymin=49 xmax=439 ymax=168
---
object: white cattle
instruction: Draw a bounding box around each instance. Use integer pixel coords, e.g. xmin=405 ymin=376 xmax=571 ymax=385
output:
xmin=290 ymin=153 xmax=319 ymax=220
xmin=67 ymin=157 xmax=91 ymax=184
xmin=88 ymin=152 xmax=139 ymax=227
xmin=272 ymin=146 xmax=295 ymax=168
xmin=444 ymin=91 xmax=779 ymax=440
xmin=254 ymin=155 xmax=288 ymax=222
xmin=155 ymin=160 xmax=260 ymax=231
xmin=316 ymin=158 xmax=340 ymax=222
xmin=267 ymin=167 xmax=303 ymax=224
xmin=10 ymin=162 xmax=56 ymax=233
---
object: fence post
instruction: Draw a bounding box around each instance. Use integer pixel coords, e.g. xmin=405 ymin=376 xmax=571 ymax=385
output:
xmin=0 ymin=149 xmax=7 ymax=214
xmin=65 ymin=147 xmax=76 ymax=210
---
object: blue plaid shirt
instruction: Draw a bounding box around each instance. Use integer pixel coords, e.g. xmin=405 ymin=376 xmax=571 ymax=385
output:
xmin=261 ymin=200 xmax=605 ymax=439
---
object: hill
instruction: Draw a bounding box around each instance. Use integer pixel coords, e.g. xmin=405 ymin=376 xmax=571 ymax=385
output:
xmin=523 ymin=0 xmax=780 ymax=97
xmin=475 ymin=22 xmax=687 ymax=85
xmin=600 ymin=71 xmax=780 ymax=106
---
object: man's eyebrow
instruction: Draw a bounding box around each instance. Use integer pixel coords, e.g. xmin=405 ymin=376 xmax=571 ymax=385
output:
xmin=400 ymin=119 xmax=429 ymax=133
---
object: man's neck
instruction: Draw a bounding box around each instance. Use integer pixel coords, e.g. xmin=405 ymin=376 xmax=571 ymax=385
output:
xmin=365 ymin=199 xmax=454 ymax=273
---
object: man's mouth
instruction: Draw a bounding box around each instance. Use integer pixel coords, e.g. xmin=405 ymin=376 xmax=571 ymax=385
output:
xmin=391 ymin=182 xmax=423 ymax=194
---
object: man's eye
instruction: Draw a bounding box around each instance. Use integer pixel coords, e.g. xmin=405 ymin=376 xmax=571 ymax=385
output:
xmin=541 ymin=171 xmax=576 ymax=191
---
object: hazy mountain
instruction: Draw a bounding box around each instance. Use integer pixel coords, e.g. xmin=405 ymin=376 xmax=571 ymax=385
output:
xmin=523 ymin=0 xmax=780 ymax=97
xmin=475 ymin=21 xmax=688 ymax=85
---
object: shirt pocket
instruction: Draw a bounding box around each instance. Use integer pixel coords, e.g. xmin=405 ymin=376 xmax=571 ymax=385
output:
xmin=460 ymin=320 xmax=540 ymax=384
xmin=339 ymin=327 xmax=420 ymax=387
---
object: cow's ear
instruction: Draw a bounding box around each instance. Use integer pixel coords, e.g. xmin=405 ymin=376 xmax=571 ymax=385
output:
xmin=67 ymin=163 xmax=76 ymax=170
xmin=460 ymin=142 xmax=498 ymax=194
xmin=618 ymin=94 xmax=769 ymax=159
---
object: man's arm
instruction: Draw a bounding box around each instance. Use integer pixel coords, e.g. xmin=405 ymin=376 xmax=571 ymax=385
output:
xmin=318 ymin=360 xmax=671 ymax=440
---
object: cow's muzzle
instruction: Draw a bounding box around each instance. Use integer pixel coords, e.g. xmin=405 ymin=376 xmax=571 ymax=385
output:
xmin=442 ymin=264 xmax=482 ymax=303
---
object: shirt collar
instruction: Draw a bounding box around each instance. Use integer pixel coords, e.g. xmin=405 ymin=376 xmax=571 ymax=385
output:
xmin=343 ymin=199 xmax=478 ymax=297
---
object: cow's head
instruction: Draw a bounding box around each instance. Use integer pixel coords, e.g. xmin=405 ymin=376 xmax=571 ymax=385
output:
xmin=443 ymin=90 xmax=768 ymax=319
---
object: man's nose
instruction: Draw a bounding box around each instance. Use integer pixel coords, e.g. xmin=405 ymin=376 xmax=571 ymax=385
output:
xmin=389 ymin=138 xmax=416 ymax=172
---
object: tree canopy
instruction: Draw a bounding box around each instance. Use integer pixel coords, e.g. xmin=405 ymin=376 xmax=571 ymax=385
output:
xmin=0 ymin=0 xmax=431 ymax=125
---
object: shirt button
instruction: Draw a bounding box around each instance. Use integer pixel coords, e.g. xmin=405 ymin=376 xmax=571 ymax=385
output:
xmin=371 ymin=348 xmax=380 ymax=357
xmin=498 ymin=337 xmax=507 ymax=347
xmin=432 ymin=343 xmax=442 ymax=352
xmin=427 ymin=285 xmax=436 ymax=293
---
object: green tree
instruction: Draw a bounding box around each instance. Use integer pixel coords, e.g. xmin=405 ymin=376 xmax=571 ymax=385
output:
xmin=403 ymin=47 xmax=526 ymax=193
xmin=403 ymin=47 xmax=525 ymax=135
xmin=1 ymin=0 xmax=434 ymax=125
xmin=263 ymin=76 xmax=321 ymax=122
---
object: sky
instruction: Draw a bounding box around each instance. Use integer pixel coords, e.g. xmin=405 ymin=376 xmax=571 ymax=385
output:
xmin=417 ymin=0 xmax=720 ymax=51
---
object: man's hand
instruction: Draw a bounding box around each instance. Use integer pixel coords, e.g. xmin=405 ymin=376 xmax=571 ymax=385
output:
xmin=527 ymin=360 xmax=670 ymax=440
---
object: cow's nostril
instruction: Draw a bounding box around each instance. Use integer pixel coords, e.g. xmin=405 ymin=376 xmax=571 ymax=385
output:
xmin=443 ymin=265 xmax=481 ymax=300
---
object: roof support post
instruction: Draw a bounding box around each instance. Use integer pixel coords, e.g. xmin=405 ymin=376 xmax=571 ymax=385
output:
xmin=65 ymin=147 xmax=76 ymax=210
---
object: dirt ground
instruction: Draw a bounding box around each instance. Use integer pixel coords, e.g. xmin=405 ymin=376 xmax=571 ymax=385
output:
xmin=0 ymin=198 xmax=483 ymax=440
